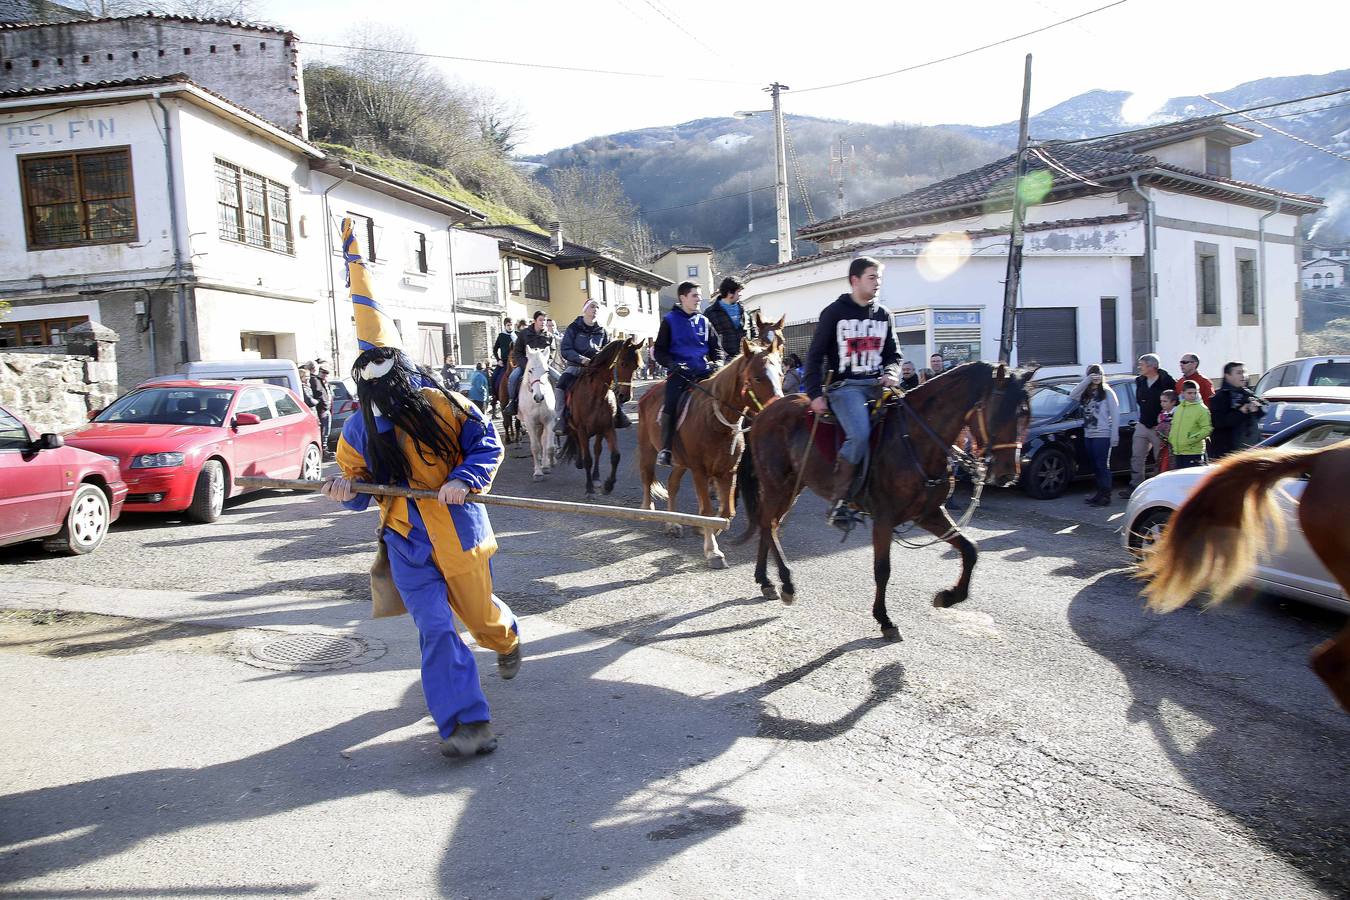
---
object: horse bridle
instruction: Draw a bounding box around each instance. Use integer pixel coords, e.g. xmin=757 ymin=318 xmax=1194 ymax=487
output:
xmin=886 ymin=374 xmax=1020 ymax=487
xmin=680 ymin=354 xmax=776 ymax=432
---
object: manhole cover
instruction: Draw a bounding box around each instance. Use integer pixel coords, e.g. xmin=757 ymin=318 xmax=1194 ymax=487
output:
xmin=240 ymin=633 xmax=386 ymax=672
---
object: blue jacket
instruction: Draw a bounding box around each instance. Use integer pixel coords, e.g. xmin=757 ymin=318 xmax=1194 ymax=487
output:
xmin=654 ymin=306 xmax=723 ymax=375
xmin=468 ymin=370 xmax=489 ymax=401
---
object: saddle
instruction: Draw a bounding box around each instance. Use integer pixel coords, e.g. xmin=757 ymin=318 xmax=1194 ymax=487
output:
xmin=805 ymin=395 xmax=897 ymax=466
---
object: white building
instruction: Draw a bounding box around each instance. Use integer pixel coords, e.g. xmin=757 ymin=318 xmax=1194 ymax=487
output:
xmin=650 ymin=245 xmax=714 ymax=309
xmin=0 ymin=73 xmax=507 ymax=387
xmin=1302 ymin=257 xmax=1346 ymax=290
xmin=743 ymin=118 xmax=1321 ymax=379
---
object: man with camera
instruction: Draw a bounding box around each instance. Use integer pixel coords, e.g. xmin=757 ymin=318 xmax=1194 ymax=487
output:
xmin=1208 ymin=361 xmax=1266 ymax=459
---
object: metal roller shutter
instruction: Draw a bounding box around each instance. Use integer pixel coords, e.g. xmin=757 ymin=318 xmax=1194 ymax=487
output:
xmin=1015 ymin=308 xmax=1078 ymax=366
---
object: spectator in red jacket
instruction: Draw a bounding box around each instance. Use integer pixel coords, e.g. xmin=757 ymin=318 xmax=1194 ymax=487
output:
xmin=1178 ymin=353 xmax=1214 ymax=403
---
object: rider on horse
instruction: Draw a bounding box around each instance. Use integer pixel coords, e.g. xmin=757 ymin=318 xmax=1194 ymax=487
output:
xmin=504 ymin=311 xmax=553 ymax=417
xmin=490 ymin=316 xmax=514 ymax=409
xmin=654 ymin=281 xmax=724 ymax=467
xmin=554 ymin=299 xmax=632 ymax=435
xmin=803 ymin=256 xmax=902 ymax=530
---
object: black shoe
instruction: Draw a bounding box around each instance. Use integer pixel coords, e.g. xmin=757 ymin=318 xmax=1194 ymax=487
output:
xmin=1117 ymin=487 xmax=1134 ymax=499
xmin=614 ymin=409 xmax=632 ymax=429
xmin=656 ymin=449 xmax=673 ymax=467
xmin=1093 ymin=494 xmax=1111 ymax=507
xmin=1084 ymin=492 xmax=1102 ymax=504
xmin=497 ymin=645 xmax=522 ymax=680
xmin=504 ymin=400 xmax=517 ymax=417
xmin=553 ymin=413 xmax=568 ymax=435
xmin=440 ymin=721 xmax=497 ymax=757
xmin=828 ymin=499 xmax=860 ymax=533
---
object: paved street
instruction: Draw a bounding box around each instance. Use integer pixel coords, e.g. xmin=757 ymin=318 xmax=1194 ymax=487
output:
xmin=3 ymin=395 xmax=1348 ymax=899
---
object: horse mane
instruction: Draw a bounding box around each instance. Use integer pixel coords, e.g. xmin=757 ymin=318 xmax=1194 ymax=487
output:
xmin=587 ymin=338 xmax=628 ymax=373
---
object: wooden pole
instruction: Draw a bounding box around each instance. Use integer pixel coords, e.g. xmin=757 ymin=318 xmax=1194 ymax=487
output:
xmin=998 ymin=53 xmax=1034 ymax=365
xmin=234 ymin=476 xmax=731 ymax=532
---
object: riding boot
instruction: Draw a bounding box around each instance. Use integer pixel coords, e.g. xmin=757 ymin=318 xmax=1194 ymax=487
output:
xmin=827 ymin=459 xmax=860 ymax=531
xmin=553 ymin=387 xmax=568 ymax=434
xmin=504 ymin=378 xmax=519 ymax=417
xmin=656 ymin=412 xmax=675 ymax=467
xmin=614 ymin=408 xmax=632 ymax=429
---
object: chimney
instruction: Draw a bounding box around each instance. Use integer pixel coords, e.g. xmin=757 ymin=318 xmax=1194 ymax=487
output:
xmin=550 ymin=221 xmax=564 ymax=252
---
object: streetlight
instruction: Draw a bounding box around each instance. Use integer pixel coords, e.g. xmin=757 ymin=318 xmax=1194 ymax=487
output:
xmin=733 ymin=82 xmax=792 ymax=264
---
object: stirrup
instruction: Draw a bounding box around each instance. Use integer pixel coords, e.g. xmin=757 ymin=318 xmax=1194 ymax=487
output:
xmin=656 ymin=448 xmax=673 ymax=467
xmin=828 ymin=500 xmax=863 ymax=537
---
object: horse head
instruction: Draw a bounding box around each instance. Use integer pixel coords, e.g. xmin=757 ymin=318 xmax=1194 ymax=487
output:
xmin=967 ymin=362 xmax=1036 ymax=488
xmin=612 ymin=337 xmax=642 ymax=405
xmin=525 ymin=347 xmax=552 ymax=403
xmin=735 ymin=336 xmax=784 ymax=414
xmin=754 ymin=312 xmax=786 ymax=347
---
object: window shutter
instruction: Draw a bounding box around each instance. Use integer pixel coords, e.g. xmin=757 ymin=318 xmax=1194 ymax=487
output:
xmin=1015 ymin=308 xmax=1078 ymax=366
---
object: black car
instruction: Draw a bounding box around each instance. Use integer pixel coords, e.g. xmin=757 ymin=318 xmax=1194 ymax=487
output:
xmin=1019 ymin=375 xmax=1139 ymax=499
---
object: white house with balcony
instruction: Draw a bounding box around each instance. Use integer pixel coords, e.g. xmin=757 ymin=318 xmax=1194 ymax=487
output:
xmin=742 ymin=118 xmax=1320 ymax=379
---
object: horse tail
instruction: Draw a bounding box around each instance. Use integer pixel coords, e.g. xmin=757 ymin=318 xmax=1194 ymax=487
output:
xmin=559 ymin=432 xmax=578 ymax=464
xmin=731 ymin=440 xmax=760 ymax=546
xmin=1140 ymin=444 xmax=1322 ymax=612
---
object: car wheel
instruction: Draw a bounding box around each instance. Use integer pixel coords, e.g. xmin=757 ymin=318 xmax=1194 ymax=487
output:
xmin=187 ymin=459 xmax=225 ymax=523
xmin=1022 ymin=448 xmax=1072 ymax=499
xmin=299 ymin=443 xmax=323 ymax=483
xmin=42 ymin=483 xmax=110 ymax=555
xmin=1128 ymin=507 xmax=1171 ymax=556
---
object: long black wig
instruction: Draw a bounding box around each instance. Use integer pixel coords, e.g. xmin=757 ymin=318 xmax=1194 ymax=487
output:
xmin=352 ymin=346 xmax=472 ymax=484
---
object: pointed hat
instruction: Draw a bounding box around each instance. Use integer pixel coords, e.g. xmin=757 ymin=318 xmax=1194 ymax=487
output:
xmin=342 ymin=217 xmax=402 ymax=352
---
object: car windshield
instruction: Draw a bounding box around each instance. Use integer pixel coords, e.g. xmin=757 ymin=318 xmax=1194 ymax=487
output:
xmin=1028 ymin=382 xmax=1078 ymax=419
xmin=1309 ymin=361 xmax=1350 ymax=387
xmin=1281 ymin=419 xmax=1350 ymax=448
xmin=1260 ymin=400 xmax=1350 ymax=434
xmin=95 ymin=387 xmax=235 ymax=426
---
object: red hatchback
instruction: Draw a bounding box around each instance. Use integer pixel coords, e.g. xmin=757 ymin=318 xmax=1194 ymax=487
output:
xmin=0 ymin=403 xmax=127 ymax=554
xmin=64 ymin=380 xmax=322 ymax=523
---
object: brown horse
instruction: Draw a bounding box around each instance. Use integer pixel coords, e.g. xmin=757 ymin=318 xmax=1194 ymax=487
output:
xmin=735 ymin=362 xmax=1034 ymax=641
xmin=637 ymin=336 xmax=785 ymax=567
xmin=494 ymin=350 xmax=519 ymax=445
xmin=1140 ymin=438 xmax=1350 ymax=712
xmin=559 ymin=337 xmax=643 ymax=495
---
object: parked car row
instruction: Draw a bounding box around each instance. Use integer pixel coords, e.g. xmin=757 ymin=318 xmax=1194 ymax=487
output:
xmin=1 ymin=377 xmax=320 ymax=558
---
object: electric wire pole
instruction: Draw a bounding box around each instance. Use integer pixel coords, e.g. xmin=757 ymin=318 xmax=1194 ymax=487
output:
xmin=998 ymin=54 xmax=1033 ymax=365
xmin=830 ymin=136 xmax=854 ymax=217
xmin=768 ymin=82 xmax=792 ymax=264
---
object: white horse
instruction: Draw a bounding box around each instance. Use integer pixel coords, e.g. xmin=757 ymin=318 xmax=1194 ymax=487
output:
xmin=516 ymin=346 xmax=556 ymax=481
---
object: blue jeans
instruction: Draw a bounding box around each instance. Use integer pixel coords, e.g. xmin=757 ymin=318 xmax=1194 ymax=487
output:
xmin=1086 ymin=436 xmax=1112 ymax=493
xmin=828 ymin=380 xmax=883 ymax=465
xmin=508 ymin=365 xmax=523 ymax=399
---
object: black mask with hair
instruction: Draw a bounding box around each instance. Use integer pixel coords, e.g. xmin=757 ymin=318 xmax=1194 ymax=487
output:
xmin=352 ymin=347 xmax=466 ymax=484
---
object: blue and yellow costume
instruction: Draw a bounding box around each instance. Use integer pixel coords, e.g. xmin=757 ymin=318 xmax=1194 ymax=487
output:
xmin=334 ymin=218 xmax=518 ymax=741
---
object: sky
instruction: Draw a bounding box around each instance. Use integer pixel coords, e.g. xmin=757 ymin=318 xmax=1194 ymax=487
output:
xmin=262 ymin=0 xmax=1349 ymax=155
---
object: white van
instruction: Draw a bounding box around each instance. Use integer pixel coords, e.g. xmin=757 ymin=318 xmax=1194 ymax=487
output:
xmin=139 ymin=359 xmax=306 ymax=396
xmin=1254 ymin=356 xmax=1350 ymax=396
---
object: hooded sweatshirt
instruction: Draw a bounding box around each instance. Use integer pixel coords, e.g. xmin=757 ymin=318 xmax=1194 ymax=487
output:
xmin=1069 ymin=377 xmax=1120 ymax=442
xmin=561 ymin=316 xmax=607 ymax=368
xmin=802 ymin=293 xmax=901 ymax=398
xmin=1168 ymin=398 xmax=1213 ymax=457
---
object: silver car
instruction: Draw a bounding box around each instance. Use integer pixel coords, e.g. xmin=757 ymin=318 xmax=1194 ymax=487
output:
xmin=1122 ymin=413 xmax=1350 ymax=613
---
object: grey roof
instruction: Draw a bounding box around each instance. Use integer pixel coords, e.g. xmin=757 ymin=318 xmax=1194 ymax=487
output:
xmin=799 ymin=118 xmax=1322 ymax=242
xmin=0 ymin=10 xmax=293 ymax=34
xmin=474 ymin=224 xmax=672 ymax=286
xmin=1073 ymin=116 xmax=1259 ymax=152
xmin=0 ymin=0 xmax=91 ymax=24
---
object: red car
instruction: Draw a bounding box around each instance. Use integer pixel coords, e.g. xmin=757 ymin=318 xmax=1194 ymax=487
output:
xmin=64 ymin=380 xmax=323 ymax=524
xmin=0 ymin=403 xmax=126 ymax=555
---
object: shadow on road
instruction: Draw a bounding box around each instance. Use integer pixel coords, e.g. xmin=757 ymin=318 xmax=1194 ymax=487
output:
xmin=0 ymin=603 xmax=899 ymax=897
xmin=1066 ymin=570 xmax=1350 ymax=896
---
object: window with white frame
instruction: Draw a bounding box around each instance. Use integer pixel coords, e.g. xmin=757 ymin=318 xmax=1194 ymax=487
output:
xmin=686 ymin=265 xmax=699 ymax=278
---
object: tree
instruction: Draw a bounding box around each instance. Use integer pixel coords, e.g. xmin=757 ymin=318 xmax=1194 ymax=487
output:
xmin=549 ymin=168 xmax=639 ymax=253
xmin=1301 ymin=317 xmax=1350 ymax=355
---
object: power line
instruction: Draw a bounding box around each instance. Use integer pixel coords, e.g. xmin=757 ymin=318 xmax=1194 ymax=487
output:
xmin=146 ymin=19 xmax=756 ymax=85
xmin=1200 ymin=93 xmax=1350 ymax=163
xmin=637 ymin=0 xmax=720 ymax=59
xmin=557 ymin=184 xmax=776 ymax=226
xmin=1040 ymin=86 xmax=1350 ymax=146
xmin=793 ymin=0 xmax=1129 ymax=94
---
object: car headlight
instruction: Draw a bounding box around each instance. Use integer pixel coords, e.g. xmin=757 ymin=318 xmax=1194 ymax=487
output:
xmin=130 ymin=452 xmax=185 ymax=468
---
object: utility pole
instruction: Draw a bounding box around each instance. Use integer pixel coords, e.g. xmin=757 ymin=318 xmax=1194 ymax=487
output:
xmin=829 ymin=136 xmax=854 ymax=217
xmin=747 ymin=171 xmax=754 ymax=234
xmin=998 ymin=54 xmax=1033 ymax=365
xmin=768 ymin=82 xmax=792 ymax=264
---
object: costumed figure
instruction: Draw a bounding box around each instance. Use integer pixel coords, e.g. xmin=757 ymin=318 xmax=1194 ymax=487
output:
xmin=322 ymin=218 xmax=520 ymax=759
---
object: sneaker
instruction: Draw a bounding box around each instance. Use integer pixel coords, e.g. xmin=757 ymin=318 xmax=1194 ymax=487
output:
xmin=497 ymin=645 xmax=522 ymax=680
xmin=655 ymin=449 xmax=673 ymax=467
xmin=440 ymin=721 xmax=498 ymax=757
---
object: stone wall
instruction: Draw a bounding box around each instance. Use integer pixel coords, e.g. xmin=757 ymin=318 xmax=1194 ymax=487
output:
xmin=0 ymin=322 xmax=120 ymax=435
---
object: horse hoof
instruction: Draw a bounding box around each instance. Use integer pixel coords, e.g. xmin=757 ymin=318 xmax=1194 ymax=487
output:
xmin=665 ymin=524 xmax=683 ymax=538
xmin=760 ymin=583 xmax=779 ymax=601
xmin=932 ymin=590 xmax=964 ymax=609
xmin=603 ymin=483 xmax=615 ymax=495
xmin=707 ymin=555 xmax=727 ymax=569
xmin=532 ymin=473 xmax=545 ymax=482
xmin=881 ymin=626 xmax=903 ymax=642
xmin=782 ymin=585 xmax=797 ymax=605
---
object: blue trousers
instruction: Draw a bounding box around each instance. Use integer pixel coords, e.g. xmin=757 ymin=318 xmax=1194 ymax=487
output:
xmin=384 ymin=524 xmax=498 ymax=737
xmin=828 ymin=380 xmax=883 ymax=465
xmin=1086 ymin=436 xmax=1112 ymax=493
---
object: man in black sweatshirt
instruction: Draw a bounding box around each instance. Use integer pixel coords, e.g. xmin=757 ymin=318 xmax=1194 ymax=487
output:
xmin=1208 ymin=360 xmax=1266 ymax=458
xmin=803 ymin=256 xmax=902 ymax=530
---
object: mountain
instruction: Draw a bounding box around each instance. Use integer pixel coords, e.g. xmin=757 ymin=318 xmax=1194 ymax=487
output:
xmin=531 ymin=69 xmax=1350 ymax=269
